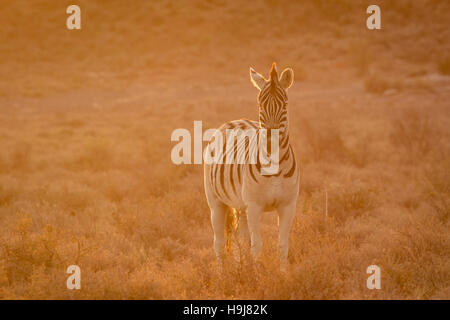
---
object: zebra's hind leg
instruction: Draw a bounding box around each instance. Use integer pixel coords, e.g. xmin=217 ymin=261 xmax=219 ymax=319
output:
xmin=237 ymin=208 xmax=250 ymax=245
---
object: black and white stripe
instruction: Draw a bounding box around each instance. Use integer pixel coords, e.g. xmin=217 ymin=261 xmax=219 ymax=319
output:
xmin=204 ymin=63 xmax=299 ymax=267
xmin=205 ymin=69 xmax=297 ymax=208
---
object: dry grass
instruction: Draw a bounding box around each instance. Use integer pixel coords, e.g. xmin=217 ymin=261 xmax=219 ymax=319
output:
xmin=438 ymin=56 xmax=450 ymax=75
xmin=364 ymin=74 xmax=404 ymax=94
xmin=0 ymin=0 xmax=449 ymax=299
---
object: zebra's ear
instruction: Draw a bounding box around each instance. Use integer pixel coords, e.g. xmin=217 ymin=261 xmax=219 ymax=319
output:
xmin=279 ymin=68 xmax=294 ymax=90
xmin=250 ymin=67 xmax=266 ymax=91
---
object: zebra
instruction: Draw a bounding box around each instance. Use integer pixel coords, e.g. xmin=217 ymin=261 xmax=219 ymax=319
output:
xmin=204 ymin=63 xmax=299 ymax=270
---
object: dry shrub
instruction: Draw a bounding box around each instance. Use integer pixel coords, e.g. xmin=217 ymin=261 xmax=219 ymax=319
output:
xmin=364 ymin=73 xmax=403 ymax=94
xmin=437 ymin=55 xmax=450 ymax=75
xmin=349 ymin=41 xmax=373 ymax=76
xmin=390 ymin=108 xmax=439 ymax=159
xmin=125 ymin=265 xmax=163 ymax=299
xmin=383 ymin=216 xmax=450 ymax=298
xmin=346 ymin=136 xmax=373 ymax=168
xmin=156 ymin=237 xmax=188 ymax=262
xmin=311 ymin=0 xmax=354 ymax=19
xmin=0 ymin=154 xmax=7 ymax=174
xmin=72 ymin=138 xmax=113 ymax=171
xmin=0 ymin=186 xmax=14 ymax=207
xmin=0 ymin=214 xmax=62 ymax=285
xmin=423 ymin=159 xmax=450 ymax=223
xmin=284 ymin=214 xmax=361 ymax=299
xmin=301 ymin=119 xmax=347 ymax=163
xmin=327 ymin=183 xmax=377 ymax=223
xmin=100 ymin=170 xmax=135 ymax=203
xmin=300 ymin=118 xmax=373 ymax=168
xmin=11 ymin=142 xmax=32 ymax=170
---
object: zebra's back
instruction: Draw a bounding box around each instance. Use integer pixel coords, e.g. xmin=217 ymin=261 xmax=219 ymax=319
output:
xmin=204 ymin=119 xmax=260 ymax=209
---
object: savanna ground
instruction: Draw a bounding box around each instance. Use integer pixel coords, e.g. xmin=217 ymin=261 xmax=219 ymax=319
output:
xmin=0 ymin=0 xmax=449 ymax=299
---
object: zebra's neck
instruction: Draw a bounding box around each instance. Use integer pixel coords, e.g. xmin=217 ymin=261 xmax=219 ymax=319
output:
xmin=256 ymin=118 xmax=294 ymax=177
xmin=258 ymin=115 xmax=291 ymax=154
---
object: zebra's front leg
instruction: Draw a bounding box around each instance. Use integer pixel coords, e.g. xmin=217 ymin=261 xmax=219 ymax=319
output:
xmin=277 ymin=201 xmax=297 ymax=271
xmin=232 ymin=208 xmax=251 ymax=263
xmin=210 ymin=203 xmax=228 ymax=269
xmin=246 ymin=202 xmax=263 ymax=261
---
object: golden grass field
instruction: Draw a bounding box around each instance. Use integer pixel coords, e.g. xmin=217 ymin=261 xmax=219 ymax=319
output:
xmin=0 ymin=0 xmax=449 ymax=299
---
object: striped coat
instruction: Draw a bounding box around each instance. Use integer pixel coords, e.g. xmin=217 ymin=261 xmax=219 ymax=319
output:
xmin=204 ymin=63 xmax=299 ymax=270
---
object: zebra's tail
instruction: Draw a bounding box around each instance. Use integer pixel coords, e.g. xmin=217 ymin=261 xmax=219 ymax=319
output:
xmin=225 ymin=208 xmax=237 ymax=254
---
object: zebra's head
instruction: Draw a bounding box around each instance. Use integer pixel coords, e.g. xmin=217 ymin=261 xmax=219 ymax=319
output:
xmin=249 ymin=62 xmax=294 ymax=132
